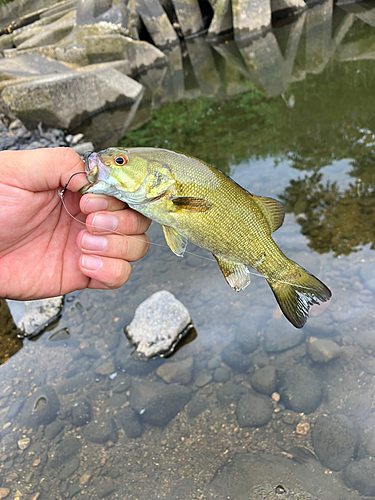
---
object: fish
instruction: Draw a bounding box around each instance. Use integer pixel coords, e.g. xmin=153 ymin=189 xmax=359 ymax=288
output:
xmin=81 ymin=147 xmax=331 ymax=328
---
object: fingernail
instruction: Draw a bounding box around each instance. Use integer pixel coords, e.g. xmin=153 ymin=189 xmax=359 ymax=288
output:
xmin=92 ymin=213 xmax=118 ymax=232
xmin=81 ymin=255 xmax=103 ymax=271
xmin=83 ymin=197 xmax=109 ymax=213
xmin=81 ymin=233 xmax=107 ymax=251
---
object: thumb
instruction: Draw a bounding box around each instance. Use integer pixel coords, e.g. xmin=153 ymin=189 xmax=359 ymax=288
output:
xmin=0 ymin=147 xmax=87 ymax=193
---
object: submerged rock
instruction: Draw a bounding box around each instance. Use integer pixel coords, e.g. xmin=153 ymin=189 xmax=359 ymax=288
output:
xmin=117 ymin=407 xmax=142 ymax=438
xmin=126 ymin=291 xmax=192 ymax=358
xmin=236 ymin=393 xmax=273 ymax=427
xmin=278 ymin=366 xmax=322 ymax=414
xmin=11 ymin=296 xmax=63 ymax=338
xmin=251 ymin=366 xmax=277 ymax=395
xmin=263 ymin=319 xmax=306 ymax=353
xmin=312 ymin=414 xmax=359 ymax=471
xmin=21 ymin=385 xmax=60 ymax=428
xmin=344 ymin=458 xmax=375 ymax=497
xmin=307 ymin=337 xmax=341 ymax=363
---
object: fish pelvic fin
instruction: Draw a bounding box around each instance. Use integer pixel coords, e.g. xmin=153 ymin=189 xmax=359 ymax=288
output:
xmin=253 ymin=195 xmax=285 ymax=233
xmin=214 ymin=256 xmax=251 ymax=292
xmin=267 ymin=264 xmax=332 ymax=328
xmin=162 ymin=225 xmax=188 ymax=257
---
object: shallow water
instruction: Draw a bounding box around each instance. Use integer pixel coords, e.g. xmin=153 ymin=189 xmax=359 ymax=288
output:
xmin=1 ymin=3 xmax=375 ymax=499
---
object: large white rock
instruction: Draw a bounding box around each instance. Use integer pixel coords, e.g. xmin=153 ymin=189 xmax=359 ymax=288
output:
xmin=126 ymin=291 xmax=192 ymax=358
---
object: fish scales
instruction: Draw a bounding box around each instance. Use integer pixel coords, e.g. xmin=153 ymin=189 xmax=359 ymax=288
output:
xmin=81 ymin=147 xmax=331 ymax=328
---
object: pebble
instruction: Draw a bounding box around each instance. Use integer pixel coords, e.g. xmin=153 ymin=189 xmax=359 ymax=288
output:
xmin=94 ymin=361 xmax=115 ymax=376
xmin=307 ymin=337 xmax=341 ymax=362
xmin=71 ymin=399 xmax=92 ymax=427
xmin=117 ymin=407 xmax=142 ymax=438
xmin=263 ymin=319 xmax=306 ymax=353
xmin=17 ymin=438 xmax=31 ymax=450
xmin=236 ymin=393 xmax=273 ymax=427
xmin=213 ymin=366 xmax=230 ymax=383
xmin=195 ymin=370 xmax=213 ymax=387
xmin=207 ymin=355 xmax=222 ymax=370
xmin=0 ymin=489 xmax=9 ymax=500
xmin=50 ymin=437 xmax=82 ymax=469
xmin=251 ymin=366 xmax=277 ymax=395
xmin=344 ymin=458 xmax=375 ymax=496
xmin=186 ymin=397 xmax=208 ymax=419
xmin=221 ymin=342 xmax=253 ymax=372
xmin=278 ymin=366 xmax=322 ymax=414
xmin=156 ymin=357 xmax=194 ymax=384
xmin=312 ymin=414 xmax=359 ymax=471
xmin=79 ymin=473 xmax=92 ymax=486
xmin=295 ymin=422 xmax=310 ymax=435
xmin=58 ymin=458 xmax=80 ymax=480
xmin=235 ymin=326 xmax=259 ymax=354
xmin=83 ymin=415 xmax=118 ymax=444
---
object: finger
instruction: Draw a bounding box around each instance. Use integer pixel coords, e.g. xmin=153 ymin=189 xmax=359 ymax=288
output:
xmin=80 ymin=194 xmax=127 ymax=214
xmin=79 ymin=254 xmax=132 ymax=289
xmin=85 ymin=208 xmax=151 ymax=235
xmin=77 ymin=230 xmax=150 ymax=262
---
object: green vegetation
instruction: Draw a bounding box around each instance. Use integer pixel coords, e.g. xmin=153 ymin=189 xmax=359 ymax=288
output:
xmin=120 ymin=56 xmax=375 ymax=257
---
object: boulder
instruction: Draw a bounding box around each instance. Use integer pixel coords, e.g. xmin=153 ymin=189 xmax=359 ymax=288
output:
xmin=2 ymin=67 xmax=144 ymax=129
xmin=126 ymin=291 xmax=192 ymax=358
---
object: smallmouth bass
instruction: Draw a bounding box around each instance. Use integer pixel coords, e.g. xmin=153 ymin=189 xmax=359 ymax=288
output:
xmin=81 ymin=147 xmax=331 ymax=328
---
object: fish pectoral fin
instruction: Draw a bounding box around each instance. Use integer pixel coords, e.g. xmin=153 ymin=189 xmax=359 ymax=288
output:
xmin=253 ymin=195 xmax=285 ymax=233
xmin=214 ymin=256 xmax=251 ymax=292
xmin=162 ymin=226 xmax=188 ymax=257
xmin=171 ymin=197 xmax=212 ymax=213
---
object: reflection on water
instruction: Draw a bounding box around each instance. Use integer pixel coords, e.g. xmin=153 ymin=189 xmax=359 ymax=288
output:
xmin=2 ymin=3 xmax=375 ymax=499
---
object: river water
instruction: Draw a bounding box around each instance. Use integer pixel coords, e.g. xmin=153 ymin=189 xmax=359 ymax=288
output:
xmin=1 ymin=2 xmax=375 ymax=499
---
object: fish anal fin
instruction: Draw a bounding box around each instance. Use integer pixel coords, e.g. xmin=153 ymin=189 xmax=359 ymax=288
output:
xmin=214 ymin=255 xmax=251 ymax=292
xmin=162 ymin=226 xmax=188 ymax=257
xmin=253 ymin=195 xmax=285 ymax=233
xmin=172 ymin=196 xmax=212 ymax=213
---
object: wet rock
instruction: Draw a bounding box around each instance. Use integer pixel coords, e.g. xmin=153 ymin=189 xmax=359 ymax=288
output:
xmin=95 ymin=2 xmax=131 ymax=30
xmin=6 ymin=396 xmax=25 ymax=419
xmin=213 ymin=366 xmax=231 ymax=383
xmin=236 ymin=393 xmax=273 ymax=427
xmin=263 ymin=320 xmax=306 ymax=353
xmin=344 ymin=458 xmax=375 ymax=496
xmin=2 ymin=67 xmax=144 ymax=130
xmin=216 ymin=381 xmax=247 ymax=406
xmin=186 ymin=397 xmax=208 ymax=419
xmin=207 ymin=355 xmax=222 ymax=370
xmin=96 ymin=481 xmax=117 ymax=498
xmin=221 ymin=342 xmax=253 ymax=372
xmin=344 ymin=394 xmax=373 ymax=421
xmin=135 ymin=0 xmax=178 ymax=48
xmin=308 ymin=337 xmax=341 ymax=363
xmin=0 ymin=54 xmax=70 ymax=85
xmin=130 ymin=379 xmax=191 ymax=427
xmin=251 ymin=366 xmax=277 ymax=395
xmin=156 ymin=356 xmax=194 ymax=384
xmin=21 ymin=385 xmax=60 ymax=428
xmin=83 ymin=415 xmax=118 ymax=444
xmin=13 ymin=296 xmax=63 ymax=338
xmin=111 ymin=373 xmax=131 ymax=393
xmin=312 ymin=415 xmax=359 ymax=471
xmin=207 ymin=0 xmax=232 ymax=39
xmin=0 ymin=489 xmax=10 ymax=500
xmin=171 ymin=0 xmax=204 ymax=37
xmin=195 ymin=370 xmax=212 ymax=387
xmin=44 ymin=420 xmax=65 ymax=440
xmin=117 ymin=407 xmax=142 ymax=438
xmin=126 ymin=291 xmax=192 ymax=358
xmin=233 ymin=0 xmax=271 ymax=40
xmin=235 ymin=326 xmax=260 ymax=354
xmin=94 ymin=360 xmax=115 ymax=376
xmin=278 ymin=366 xmax=322 ymax=414
xmin=72 ymin=400 xmax=91 ymax=427
xmin=59 ymin=457 xmax=80 ymax=480
xmin=50 ymin=437 xmax=81 ymax=469
xmin=56 ymin=371 xmax=92 ymax=395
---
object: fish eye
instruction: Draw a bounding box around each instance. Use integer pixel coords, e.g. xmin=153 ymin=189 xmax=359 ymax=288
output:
xmin=114 ymin=155 xmax=128 ymax=166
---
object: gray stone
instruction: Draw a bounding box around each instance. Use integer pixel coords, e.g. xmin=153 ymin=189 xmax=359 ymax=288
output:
xmin=12 ymin=296 xmax=63 ymax=338
xmin=59 ymin=457 xmax=80 ymax=480
xmin=83 ymin=34 xmax=132 ymax=65
xmin=126 ymin=291 xmax=191 ymax=358
xmin=251 ymin=366 xmax=277 ymax=395
xmin=117 ymin=407 xmax=142 ymax=438
xmin=130 ymin=379 xmax=191 ymax=426
xmin=111 ymin=373 xmax=131 ymax=393
xmin=235 ymin=327 xmax=259 ymax=354
xmin=221 ymin=342 xmax=253 ymax=372
xmin=171 ymin=0 xmax=204 ymax=37
xmin=56 ymin=372 xmax=92 ymax=395
xmin=278 ymin=366 xmax=322 ymax=414
xmin=96 ymin=481 xmax=117 ymax=498
xmin=186 ymin=397 xmax=208 ymax=419
xmin=312 ymin=414 xmax=359 ymax=471
xmin=50 ymin=437 xmax=81 ymax=469
xmin=94 ymin=361 xmax=115 ymax=376
xmin=232 ymin=0 xmax=271 ymax=40
xmin=236 ymin=393 xmax=273 ymax=427
xmin=6 ymin=397 xmax=25 ymax=419
xmin=44 ymin=419 xmax=65 ymax=440
xmin=2 ymin=67 xmax=144 ymax=130
xmin=263 ymin=319 xmax=306 ymax=353
xmin=207 ymin=0 xmax=232 ymax=39
xmin=16 ymin=11 xmax=75 ymax=50
xmin=308 ymin=337 xmax=341 ymax=363
xmin=71 ymin=400 xmax=91 ymax=427
xmin=216 ymin=381 xmax=247 ymax=406
xmin=194 ymin=370 xmax=212 ymax=387
xmin=21 ymin=385 xmax=60 ymax=428
xmin=344 ymin=459 xmax=375 ymax=497
xmin=156 ymin=357 xmax=194 ymax=384
xmin=135 ymin=0 xmax=178 ymax=48
xmin=207 ymin=355 xmax=222 ymax=370
xmin=95 ymin=2 xmax=131 ymax=30
xmin=213 ymin=366 xmax=230 ymax=383
xmin=185 ymin=37 xmax=222 ymax=97
xmin=83 ymin=415 xmax=118 ymax=444
xmin=271 ymin=0 xmax=306 ymax=14
xmin=0 ymin=54 xmax=70 ymax=85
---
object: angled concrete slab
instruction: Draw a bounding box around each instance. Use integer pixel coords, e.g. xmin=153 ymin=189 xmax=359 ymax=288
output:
xmin=135 ymin=0 xmax=178 ymax=48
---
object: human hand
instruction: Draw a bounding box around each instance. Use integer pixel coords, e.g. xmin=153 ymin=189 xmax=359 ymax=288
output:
xmin=0 ymin=148 xmax=150 ymax=300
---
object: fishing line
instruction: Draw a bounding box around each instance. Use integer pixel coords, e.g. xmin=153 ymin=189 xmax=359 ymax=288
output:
xmin=58 ymin=172 xmax=320 ymax=290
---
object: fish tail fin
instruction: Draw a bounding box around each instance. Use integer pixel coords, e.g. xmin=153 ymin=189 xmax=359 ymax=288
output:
xmin=267 ymin=263 xmax=331 ymax=328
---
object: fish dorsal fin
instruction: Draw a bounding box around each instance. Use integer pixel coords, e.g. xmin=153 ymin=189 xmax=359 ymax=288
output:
xmin=253 ymin=195 xmax=285 ymax=233
xmin=214 ymin=255 xmax=251 ymax=292
xmin=172 ymin=197 xmax=212 ymax=213
xmin=162 ymin=226 xmax=188 ymax=257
